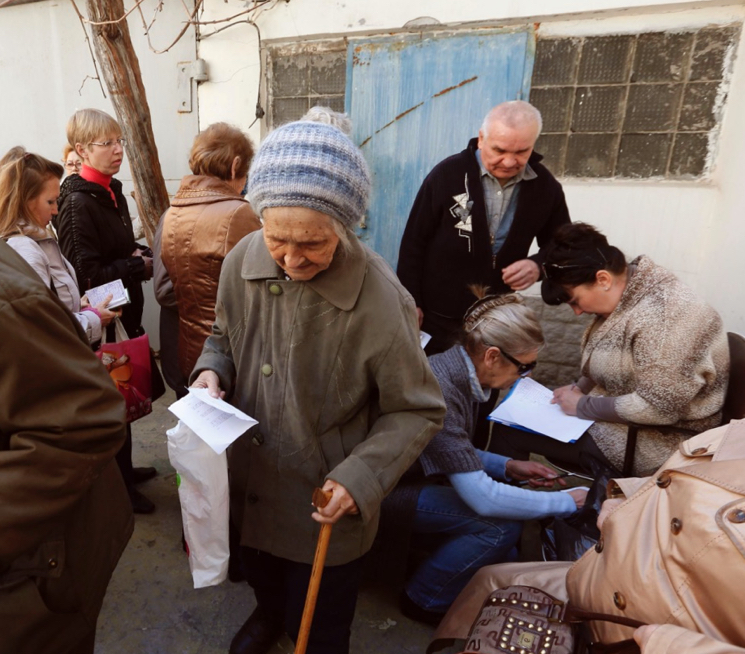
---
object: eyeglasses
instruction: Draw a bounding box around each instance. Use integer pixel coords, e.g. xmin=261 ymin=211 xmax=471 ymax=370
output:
xmin=64 ymin=160 xmax=82 ymax=171
xmin=88 ymin=138 xmax=127 ymax=149
xmin=498 ymin=348 xmax=537 ymax=377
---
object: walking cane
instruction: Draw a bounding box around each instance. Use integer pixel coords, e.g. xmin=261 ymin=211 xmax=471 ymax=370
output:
xmin=294 ymin=487 xmax=334 ymax=654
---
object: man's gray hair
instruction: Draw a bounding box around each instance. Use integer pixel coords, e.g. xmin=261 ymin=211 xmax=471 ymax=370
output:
xmin=480 ymin=101 xmax=542 ymax=140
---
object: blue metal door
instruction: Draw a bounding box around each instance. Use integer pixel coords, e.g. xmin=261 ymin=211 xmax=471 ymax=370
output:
xmin=346 ymin=29 xmax=535 ymax=268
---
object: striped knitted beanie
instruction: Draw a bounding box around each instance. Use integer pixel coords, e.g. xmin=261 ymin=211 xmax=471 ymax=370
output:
xmin=247 ymin=120 xmax=371 ymax=229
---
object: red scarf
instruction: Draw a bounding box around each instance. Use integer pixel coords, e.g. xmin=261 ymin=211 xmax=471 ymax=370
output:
xmin=80 ymin=164 xmax=117 ymax=206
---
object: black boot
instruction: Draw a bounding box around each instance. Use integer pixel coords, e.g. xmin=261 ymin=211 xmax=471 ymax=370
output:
xmin=131 ymin=466 xmax=158 ymax=484
xmin=128 ymin=487 xmax=155 ymax=514
xmin=229 ymin=606 xmax=283 ymax=654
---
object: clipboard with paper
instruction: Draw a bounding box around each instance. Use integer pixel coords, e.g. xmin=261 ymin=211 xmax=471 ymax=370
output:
xmin=488 ymin=377 xmax=594 ymax=443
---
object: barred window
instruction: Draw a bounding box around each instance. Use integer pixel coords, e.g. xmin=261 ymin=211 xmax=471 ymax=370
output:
xmin=267 ymin=41 xmax=346 ymax=128
xmin=530 ymin=26 xmax=741 ymax=179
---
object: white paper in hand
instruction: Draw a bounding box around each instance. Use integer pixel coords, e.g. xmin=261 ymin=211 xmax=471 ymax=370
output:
xmin=488 ymin=377 xmax=594 ymax=443
xmin=420 ymin=331 xmax=432 ymax=350
xmin=168 ymin=388 xmax=258 ymax=454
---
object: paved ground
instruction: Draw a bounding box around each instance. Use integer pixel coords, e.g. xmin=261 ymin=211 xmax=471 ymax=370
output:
xmin=94 ymin=387 xmax=441 ymax=654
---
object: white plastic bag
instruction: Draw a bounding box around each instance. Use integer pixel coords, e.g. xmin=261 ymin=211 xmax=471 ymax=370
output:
xmin=167 ymin=420 xmax=229 ymax=588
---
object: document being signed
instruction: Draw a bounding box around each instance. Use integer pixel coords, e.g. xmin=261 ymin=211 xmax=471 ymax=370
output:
xmin=488 ymin=377 xmax=594 ymax=443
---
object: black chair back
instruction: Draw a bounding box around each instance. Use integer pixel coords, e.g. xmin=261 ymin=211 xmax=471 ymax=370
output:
xmin=723 ymin=332 xmax=745 ymax=423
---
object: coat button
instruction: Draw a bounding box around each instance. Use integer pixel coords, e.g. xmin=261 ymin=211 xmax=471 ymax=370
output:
xmin=594 ymin=537 xmax=604 ymax=553
xmin=656 ymin=472 xmax=672 ymax=488
xmin=613 ymin=592 xmax=627 ymax=610
xmin=251 ymin=432 xmax=264 ymax=446
xmin=670 ymin=518 xmax=683 ymax=534
xmin=261 ymin=364 xmax=273 ymax=377
xmin=728 ymin=509 xmax=745 ymax=524
xmin=691 ymin=447 xmax=708 ymax=455
xmin=269 ymin=284 xmax=283 ymax=296
xmin=247 ymin=493 xmax=259 ymax=504
xmin=48 ymin=558 xmax=58 ymax=569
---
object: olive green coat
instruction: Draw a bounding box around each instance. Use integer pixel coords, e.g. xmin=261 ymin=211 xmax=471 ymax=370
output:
xmin=193 ymin=231 xmax=445 ymax=566
xmin=0 ymin=240 xmax=133 ymax=654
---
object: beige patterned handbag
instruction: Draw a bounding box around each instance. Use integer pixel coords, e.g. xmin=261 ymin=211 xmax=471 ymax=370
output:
xmin=458 ymin=586 xmax=644 ymax=654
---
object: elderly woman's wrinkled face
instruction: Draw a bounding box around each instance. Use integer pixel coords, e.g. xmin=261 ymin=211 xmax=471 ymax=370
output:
xmin=263 ymin=207 xmax=340 ymax=281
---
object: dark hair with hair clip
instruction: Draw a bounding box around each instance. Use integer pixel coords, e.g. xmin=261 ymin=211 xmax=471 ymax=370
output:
xmin=540 ymin=223 xmax=627 ymax=306
xmin=459 ymin=285 xmax=544 ymax=357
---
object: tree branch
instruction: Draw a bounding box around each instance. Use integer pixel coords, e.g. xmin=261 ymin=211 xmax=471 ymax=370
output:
xmin=79 ymin=0 xmax=148 ymax=26
xmin=69 ymin=0 xmax=107 ymax=98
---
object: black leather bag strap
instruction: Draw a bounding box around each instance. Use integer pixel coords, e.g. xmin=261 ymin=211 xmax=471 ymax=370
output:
xmin=588 ymin=638 xmax=639 ymax=654
xmin=567 ymin=606 xmax=644 ymax=654
xmin=566 ymin=606 xmax=646 ymax=629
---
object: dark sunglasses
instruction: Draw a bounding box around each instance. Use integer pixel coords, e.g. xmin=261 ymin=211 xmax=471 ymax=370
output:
xmin=498 ymin=348 xmax=537 ymax=377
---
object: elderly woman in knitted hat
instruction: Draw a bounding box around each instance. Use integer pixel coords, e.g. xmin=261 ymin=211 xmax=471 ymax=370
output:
xmin=191 ymin=119 xmax=445 ymax=654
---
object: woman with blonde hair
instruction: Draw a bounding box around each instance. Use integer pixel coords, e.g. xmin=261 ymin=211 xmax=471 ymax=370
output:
xmin=384 ymin=291 xmax=587 ymax=624
xmin=0 ymin=146 xmax=116 ymax=342
xmin=160 ymin=121 xmax=261 ymax=381
xmin=56 ymin=108 xmax=157 ymax=514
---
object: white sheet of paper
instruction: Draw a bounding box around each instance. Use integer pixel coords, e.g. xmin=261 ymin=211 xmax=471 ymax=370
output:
xmin=488 ymin=377 xmax=594 ymax=443
xmin=168 ymin=388 xmax=258 ymax=454
xmin=420 ymin=331 xmax=432 ymax=350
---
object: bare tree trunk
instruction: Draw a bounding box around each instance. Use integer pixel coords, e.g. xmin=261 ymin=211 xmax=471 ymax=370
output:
xmin=84 ymin=0 xmax=169 ymax=245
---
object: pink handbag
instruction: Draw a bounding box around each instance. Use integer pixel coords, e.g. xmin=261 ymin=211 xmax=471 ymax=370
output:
xmin=97 ymin=319 xmax=154 ymax=423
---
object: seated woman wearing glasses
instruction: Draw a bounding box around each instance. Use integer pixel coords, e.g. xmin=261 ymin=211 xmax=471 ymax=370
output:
xmin=388 ymin=291 xmax=587 ymax=625
xmin=498 ymin=222 xmax=728 ymax=477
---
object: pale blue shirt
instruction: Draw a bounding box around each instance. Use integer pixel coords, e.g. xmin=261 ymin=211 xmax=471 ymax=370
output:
xmin=476 ymin=149 xmax=536 ymax=255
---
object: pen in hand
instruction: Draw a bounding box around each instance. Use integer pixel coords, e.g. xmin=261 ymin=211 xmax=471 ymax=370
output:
xmin=519 ymin=472 xmax=574 ymax=485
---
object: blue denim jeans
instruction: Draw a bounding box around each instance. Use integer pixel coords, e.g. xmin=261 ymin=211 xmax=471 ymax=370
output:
xmin=404 ymin=484 xmax=522 ymax=614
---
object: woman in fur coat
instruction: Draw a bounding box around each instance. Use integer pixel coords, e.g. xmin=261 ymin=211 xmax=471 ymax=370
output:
xmin=496 ymin=222 xmax=728 ymax=476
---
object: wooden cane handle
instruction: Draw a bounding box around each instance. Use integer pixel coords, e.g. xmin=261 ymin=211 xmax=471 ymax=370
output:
xmin=312 ymin=487 xmax=333 ymax=509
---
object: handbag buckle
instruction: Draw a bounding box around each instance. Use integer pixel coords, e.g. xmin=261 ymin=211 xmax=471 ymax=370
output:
xmin=547 ymin=599 xmax=568 ymax=622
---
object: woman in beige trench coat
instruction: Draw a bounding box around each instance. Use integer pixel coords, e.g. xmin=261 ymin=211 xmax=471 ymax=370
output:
xmin=191 ymin=118 xmax=446 ymax=654
xmin=432 ymin=419 xmax=745 ymax=654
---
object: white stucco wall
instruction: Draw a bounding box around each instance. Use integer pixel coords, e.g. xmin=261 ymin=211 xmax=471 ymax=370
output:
xmin=0 ymin=0 xmax=202 ymax=345
xmin=198 ymin=0 xmax=745 ymax=335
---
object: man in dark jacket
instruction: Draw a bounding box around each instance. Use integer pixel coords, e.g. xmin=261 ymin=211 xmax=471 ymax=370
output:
xmin=0 ymin=239 xmax=133 ymax=654
xmin=56 ymin=108 xmax=157 ymax=513
xmin=397 ymin=100 xmax=570 ymax=354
